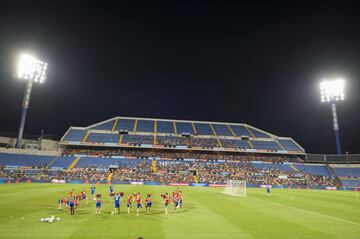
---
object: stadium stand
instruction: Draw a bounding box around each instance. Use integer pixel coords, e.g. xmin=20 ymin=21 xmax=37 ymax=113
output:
xmin=61 ymin=116 xmax=305 ymax=154
xmin=60 ymin=117 xmax=305 ymax=154
xmin=331 ymin=167 xmax=360 ymax=177
xmin=0 ymin=153 xmax=55 ymax=167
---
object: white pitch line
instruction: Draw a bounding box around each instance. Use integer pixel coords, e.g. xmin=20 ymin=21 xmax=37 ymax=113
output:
xmin=252 ymin=196 xmax=360 ymax=227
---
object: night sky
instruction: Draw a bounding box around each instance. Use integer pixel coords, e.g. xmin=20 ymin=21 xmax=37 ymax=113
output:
xmin=0 ymin=1 xmax=359 ymax=154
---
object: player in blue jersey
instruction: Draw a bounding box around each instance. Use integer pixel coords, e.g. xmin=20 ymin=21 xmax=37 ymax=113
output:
xmin=90 ymin=185 xmax=96 ymax=199
xmin=69 ymin=199 xmax=75 ymax=215
xmin=109 ymin=185 xmax=114 ymax=194
xmin=266 ymin=185 xmax=271 ymax=195
xmin=113 ymin=193 xmax=121 ymax=214
xmin=95 ymin=194 xmax=102 ymax=214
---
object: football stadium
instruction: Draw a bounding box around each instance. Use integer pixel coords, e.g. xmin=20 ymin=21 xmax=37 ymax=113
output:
xmin=1 ymin=115 xmax=360 ymax=239
xmin=1 ymin=1 xmax=360 ymax=239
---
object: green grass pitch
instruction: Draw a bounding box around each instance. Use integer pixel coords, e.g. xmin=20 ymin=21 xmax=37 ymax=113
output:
xmin=0 ymin=184 xmax=359 ymax=239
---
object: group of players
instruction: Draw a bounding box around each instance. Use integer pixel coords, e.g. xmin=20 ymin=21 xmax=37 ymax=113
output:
xmin=58 ymin=185 xmax=183 ymax=216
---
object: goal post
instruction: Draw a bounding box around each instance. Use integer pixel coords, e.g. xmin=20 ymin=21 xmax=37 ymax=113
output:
xmin=222 ymin=180 xmax=246 ymax=196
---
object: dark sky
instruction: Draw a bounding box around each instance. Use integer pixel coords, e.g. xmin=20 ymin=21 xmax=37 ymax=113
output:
xmin=0 ymin=1 xmax=359 ymax=154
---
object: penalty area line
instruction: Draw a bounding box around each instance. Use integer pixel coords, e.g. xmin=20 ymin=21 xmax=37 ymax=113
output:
xmin=251 ymin=196 xmax=360 ymax=227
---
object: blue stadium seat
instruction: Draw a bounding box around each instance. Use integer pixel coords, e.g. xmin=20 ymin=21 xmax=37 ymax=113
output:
xmin=92 ymin=120 xmax=115 ymax=130
xmin=296 ymin=164 xmax=331 ymax=176
xmin=116 ymin=118 xmax=135 ymax=132
xmin=175 ymin=122 xmax=194 ymax=134
xmin=122 ymin=134 xmax=153 ymax=145
xmin=194 ymin=123 xmax=214 ymax=135
xmin=279 ymin=139 xmax=302 ymax=151
xmin=212 ymin=124 xmax=233 ymax=136
xmin=191 ymin=137 xmax=219 ymax=148
xmin=230 ymin=125 xmax=251 ymax=137
xmin=86 ymin=133 xmax=119 ymax=144
xmin=251 ymin=140 xmax=282 ymax=150
xmin=51 ymin=156 xmax=75 ymax=169
xmin=157 ymin=121 xmax=175 ymax=133
xmin=251 ymin=162 xmax=295 ymax=172
xmin=157 ymin=136 xmax=189 ymax=146
xmin=220 ymin=139 xmax=249 ymax=149
xmin=137 ymin=120 xmax=154 ymax=132
xmin=341 ymin=179 xmax=360 ymax=187
xmin=62 ymin=129 xmax=87 ymax=142
xmin=0 ymin=153 xmax=55 ymax=167
xmin=333 ymin=167 xmax=360 ymax=177
xmin=248 ymin=128 xmax=271 ymax=138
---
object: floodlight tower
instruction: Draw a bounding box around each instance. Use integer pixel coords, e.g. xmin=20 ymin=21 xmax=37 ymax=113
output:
xmin=15 ymin=53 xmax=47 ymax=148
xmin=320 ymin=79 xmax=345 ymax=154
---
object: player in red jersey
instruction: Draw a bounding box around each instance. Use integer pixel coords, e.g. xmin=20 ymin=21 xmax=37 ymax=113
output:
xmin=172 ymin=191 xmax=180 ymax=213
xmin=127 ymin=194 xmax=134 ymax=214
xmin=81 ymin=188 xmax=88 ymax=204
xmin=58 ymin=198 xmax=67 ymax=210
xmin=145 ymin=193 xmax=153 ymax=214
xmin=68 ymin=189 xmax=74 ymax=199
xmin=161 ymin=193 xmax=171 ymax=215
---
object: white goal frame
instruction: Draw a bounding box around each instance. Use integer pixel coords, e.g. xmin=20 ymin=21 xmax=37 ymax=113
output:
xmin=222 ymin=180 xmax=247 ymax=196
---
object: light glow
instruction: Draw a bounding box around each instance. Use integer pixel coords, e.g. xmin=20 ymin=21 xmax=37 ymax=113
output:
xmin=320 ymin=79 xmax=345 ymax=102
xmin=17 ymin=53 xmax=47 ymax=83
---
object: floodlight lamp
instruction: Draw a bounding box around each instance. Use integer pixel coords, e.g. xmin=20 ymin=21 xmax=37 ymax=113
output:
xmin=16 ymin=53 xmax=47 ymax=83
xmin=320 ymin=79 xmax=345 ymax=103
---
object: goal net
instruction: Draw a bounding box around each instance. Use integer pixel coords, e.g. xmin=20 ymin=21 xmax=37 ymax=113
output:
xmin=222 ymin=180 xmax=246 ymax=196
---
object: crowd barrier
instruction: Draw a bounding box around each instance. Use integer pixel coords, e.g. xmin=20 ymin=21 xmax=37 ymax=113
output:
xmin=1 ymin=179 xmax=358 ymax=191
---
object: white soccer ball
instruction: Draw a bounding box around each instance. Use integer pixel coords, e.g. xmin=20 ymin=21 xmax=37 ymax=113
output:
xmin=56 ymin=217 xmax=61 ymax=221
xmin=40 ymin=218 xmax=45 ymax=222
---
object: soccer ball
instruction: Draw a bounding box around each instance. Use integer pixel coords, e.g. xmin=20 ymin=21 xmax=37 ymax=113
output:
xmin=40 ymin=218 xmax=45 ymax=222
xmin=56 ymin=217 xmax=61 ymax=221
xmin=111 ymin=211 xmax=114 ymax=215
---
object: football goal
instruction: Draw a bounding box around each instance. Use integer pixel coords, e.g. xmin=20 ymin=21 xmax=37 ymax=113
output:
xmin=222 ymin=180 xmax=246 ymax=196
